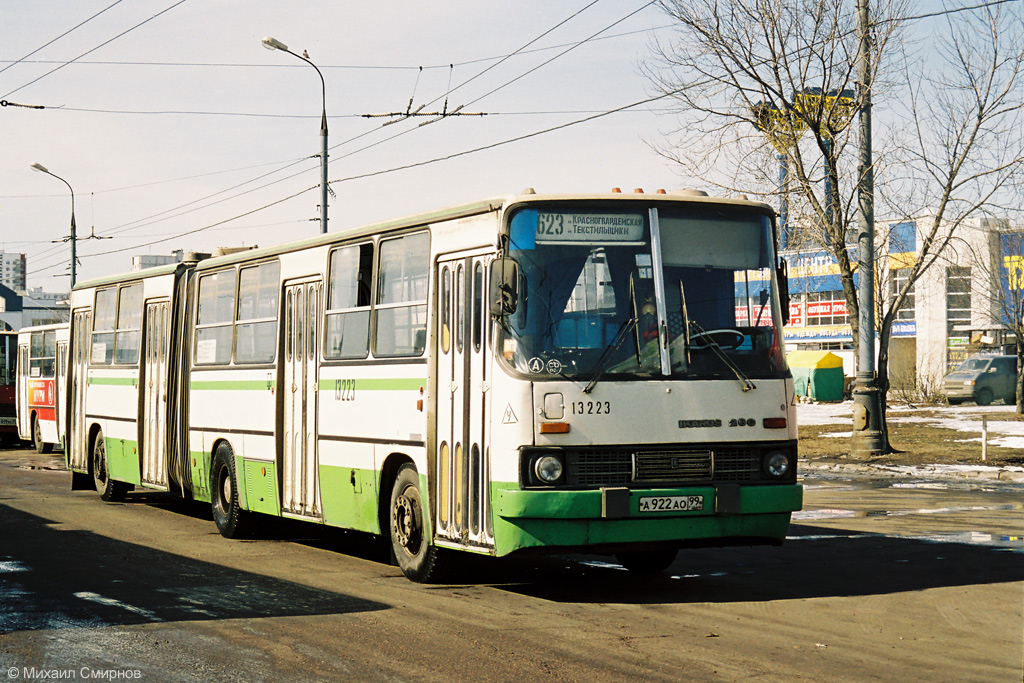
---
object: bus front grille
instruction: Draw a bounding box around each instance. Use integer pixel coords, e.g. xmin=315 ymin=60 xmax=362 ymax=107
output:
xmin=571 ymin=450 xmax=632 ymax=486
xmin=634 ymin=450 xmax=713 ymax=482
xmin=567 ymin=447 xmax=761 ymax=487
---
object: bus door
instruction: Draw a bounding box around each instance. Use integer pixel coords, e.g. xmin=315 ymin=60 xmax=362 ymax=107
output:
xmin=435 ymin=254 xmax=493 ymax=548
xmin=56 ymin=336 xmax=68 ymax=447
xmin=141 ymin=300 xmax=170 ymax=488
xmin=280 ymin=279 xmax=323 ymax=519
xmin=16 ymin=341 xmax=29 ymax=440
xmin=68 ymin=311 xmax=91 ymax=471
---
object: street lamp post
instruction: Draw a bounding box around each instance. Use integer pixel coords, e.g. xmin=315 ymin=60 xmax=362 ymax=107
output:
xmin=30 ymin=162 xmax=78 ymax=287
xmin=262 ymin=36 xmax=329 ymax=234
xmin=852 ymin=0 xmax=884 ymax=455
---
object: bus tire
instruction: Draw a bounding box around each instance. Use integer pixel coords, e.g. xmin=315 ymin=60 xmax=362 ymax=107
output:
xmin=211 ymin=443 xmax=253 ymax=539
xmin=390 ymin=463 xmax=447 ymax=583
xmin=615 ymin=548 xmax=678 ymax=574
xmin=32 ymin=415 xmax=52 ymax=454
xmin=92 ymin=429 xmax=128 ymax=502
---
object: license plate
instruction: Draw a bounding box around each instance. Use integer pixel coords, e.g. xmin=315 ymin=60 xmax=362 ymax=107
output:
xmin=638 ymin=495 xmax=704 ymax=513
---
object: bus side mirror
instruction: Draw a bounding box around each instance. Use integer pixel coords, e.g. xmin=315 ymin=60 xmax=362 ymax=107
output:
xmin=490 ymin=257 xmax=519 ymax=317
xmin=777 ymin=258 xmax=790 ymax=325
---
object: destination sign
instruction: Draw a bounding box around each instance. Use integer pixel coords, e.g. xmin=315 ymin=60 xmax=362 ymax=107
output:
xmin=535 ymin=212 xmax=644 ymax=243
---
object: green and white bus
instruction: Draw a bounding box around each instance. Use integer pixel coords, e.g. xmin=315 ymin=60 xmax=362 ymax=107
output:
xmin=65 ymin=189 xmax=802 ymax=582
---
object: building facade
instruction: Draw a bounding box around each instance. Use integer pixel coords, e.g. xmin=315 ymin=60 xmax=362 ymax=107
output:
xmin=781 ymin=216 xmax=1020 ymax=395
xmin=0 ymin=251 xmax=27 ymax=292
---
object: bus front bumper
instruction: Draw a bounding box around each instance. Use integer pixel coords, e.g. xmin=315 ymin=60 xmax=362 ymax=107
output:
xmin=491 ymin=483 xmax=803 ymax=557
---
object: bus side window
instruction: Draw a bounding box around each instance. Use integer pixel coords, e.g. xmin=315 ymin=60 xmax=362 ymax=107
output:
xmin=236 ymin=261 xmax=280 ymax=364
xmin=325 ymin=243 xmax=372 ymax=360
xmin=195 ymin=269 xmax=236 ymax=365
xmin=92 ymin=288 xmax=118 ymax=365
xmin=41 ymin=330 xmax=56 ymax=376
xmin=374 ymin=233 xmax=429 ymax=358
xmin=114 ymin=283 xmax=143 ymax=365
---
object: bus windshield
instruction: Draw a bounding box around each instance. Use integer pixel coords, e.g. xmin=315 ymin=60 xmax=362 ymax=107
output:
xmin=502 ymin=204 xmax=786 ymax=381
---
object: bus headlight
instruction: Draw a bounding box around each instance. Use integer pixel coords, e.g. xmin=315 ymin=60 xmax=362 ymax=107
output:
xmin=764 ymin=450 xmax=791 ymax=478
xmin=534 ymin=455 xmax=564 ymax=484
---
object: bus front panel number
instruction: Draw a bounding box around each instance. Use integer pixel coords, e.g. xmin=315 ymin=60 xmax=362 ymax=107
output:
xmin=334 ymin=379 xmax=356 ymax=401
xmin=571 ymin=400 xmax=610 ymax=416
xmin=638 ymin=495 xmax=704 ymax=513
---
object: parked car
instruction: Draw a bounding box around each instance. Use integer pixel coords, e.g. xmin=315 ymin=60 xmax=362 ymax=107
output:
xmin=943 ymin=354 xmax=1018 ymax=406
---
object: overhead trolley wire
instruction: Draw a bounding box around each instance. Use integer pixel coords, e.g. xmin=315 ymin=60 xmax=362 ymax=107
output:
xmin=0 ymin=25 xmax=672 ymax=73
xmin=1 ymin=0 xmax=190 ymax=99
xmin=0 ymin=0 xmax=126 ymax=77
xmin=58 ymin=90 xmax=672 ymax=269
xmin=21 ymin=1 xmax=664 ymax=274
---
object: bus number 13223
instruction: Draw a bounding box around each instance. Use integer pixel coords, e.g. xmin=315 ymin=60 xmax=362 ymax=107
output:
xmin=571 ymin=400 xmax=611 ymax=415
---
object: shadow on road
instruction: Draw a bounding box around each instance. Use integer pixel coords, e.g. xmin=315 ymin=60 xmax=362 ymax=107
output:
xmin=484 ymin=524 xmax=1023 ymax=604
xmin=0 ymin=503 xmax=388 ymax=634
xmin=56 ymin=489 xmax=1024 ymax=606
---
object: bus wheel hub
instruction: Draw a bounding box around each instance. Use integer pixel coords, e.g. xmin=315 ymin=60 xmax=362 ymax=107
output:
xmin=393 ymin=493 xmax=420 ymax=548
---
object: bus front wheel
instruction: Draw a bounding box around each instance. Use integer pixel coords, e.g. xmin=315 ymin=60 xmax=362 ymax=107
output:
xmin=32 ymin=415 xmax=52 ymax=454
xmin=92 ymin=429 xmax=128 ymax=502
xmin=211 ymin=443 xmax=252 ymax=539
xmin=390 ymin=463 xmax=447 ymax=583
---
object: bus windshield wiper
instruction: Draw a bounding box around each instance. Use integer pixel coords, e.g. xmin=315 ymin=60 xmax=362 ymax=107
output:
xmin=583 ymin=275 xmax=640 ymax=395
xmin=688 ymin=318 xmax=757 ymax=392
xmin=678 ymin=280 xmax=692 ymax=369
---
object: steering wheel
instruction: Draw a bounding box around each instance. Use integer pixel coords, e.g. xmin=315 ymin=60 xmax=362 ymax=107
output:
xmin=689 ymin=328 xmax=745 ymax=350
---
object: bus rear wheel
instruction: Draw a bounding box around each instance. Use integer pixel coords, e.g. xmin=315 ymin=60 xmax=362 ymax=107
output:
xmin=92 ymin=429 xmax=128 ymax=502
xmin=390 ymin=464 xmax=447 ymax=583
xmin=615 ymin=549 xmax=678 ymax=574
xmin=32 ymin=415 xmax=53 ymax=454
xmin=211 ymin=443 xmax=252 ymax=539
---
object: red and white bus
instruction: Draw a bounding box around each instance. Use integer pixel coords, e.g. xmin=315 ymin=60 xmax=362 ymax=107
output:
xmin=16 ymin=323 xmax=69 ymax=453
xmin=0 ymin=330 xmax=16 ymax=445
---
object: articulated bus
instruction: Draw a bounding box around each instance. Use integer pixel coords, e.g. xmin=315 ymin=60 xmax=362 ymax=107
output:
xmin=65 ymin=190 xmax=802 ymax=581
xmin=0 ymin=330 xmax=16 ymax=444
xmin=16 ymin=323 xmax=69 ymax=453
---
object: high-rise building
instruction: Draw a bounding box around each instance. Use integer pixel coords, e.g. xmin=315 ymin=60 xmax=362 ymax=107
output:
xmin=0 ymin=251 xmax=27 ymax=292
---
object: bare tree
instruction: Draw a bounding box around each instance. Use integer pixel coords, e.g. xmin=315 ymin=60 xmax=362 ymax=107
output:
xmin=646 ymin=0 xmax=905 ymax=363
xmin=966 ymin=223 xmax=1024 ymax=413
xmin=647 ymin=0 xmax=1024 ymax=451
xmin=874 ymin=3 xmax=1024 ymax=434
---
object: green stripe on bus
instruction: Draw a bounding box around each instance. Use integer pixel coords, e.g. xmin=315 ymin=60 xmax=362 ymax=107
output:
xmin=88 ymin=377 xmax=137 ymax=386
xmin=189 ymin=378 xmax=423 ymax=391
xmin=191 ymin=380 xmax=276 ymax=391
xmin=317 ymin=377 xmax=425 ymax=391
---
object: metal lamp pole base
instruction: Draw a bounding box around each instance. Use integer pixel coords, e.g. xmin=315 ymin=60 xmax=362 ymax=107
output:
xmin=851 ymin=374 xmax=884 ymax=455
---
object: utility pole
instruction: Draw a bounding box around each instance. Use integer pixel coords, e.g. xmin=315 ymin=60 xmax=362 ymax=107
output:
xmin=851 ymin=0 xmax=884 ymax=455
xmin=262 ymin=36 xmax=330 ymax=234
xmin=30 ymin=163 xmax=78 ymax=288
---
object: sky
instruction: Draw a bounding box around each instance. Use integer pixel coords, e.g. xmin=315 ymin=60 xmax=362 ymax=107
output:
xmin=0 ymin=0 xmax=685 ymax=292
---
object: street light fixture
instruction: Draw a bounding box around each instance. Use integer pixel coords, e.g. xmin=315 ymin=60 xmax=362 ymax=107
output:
xmin=262 ymin=35 xmax=330 ymax=234
xmin=30 ymin=162 xmax=78 ymax=288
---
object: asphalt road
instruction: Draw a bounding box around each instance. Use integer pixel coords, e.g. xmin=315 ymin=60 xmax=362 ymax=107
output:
xmin=1 ymin=447 xmax=1021 ymax=683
